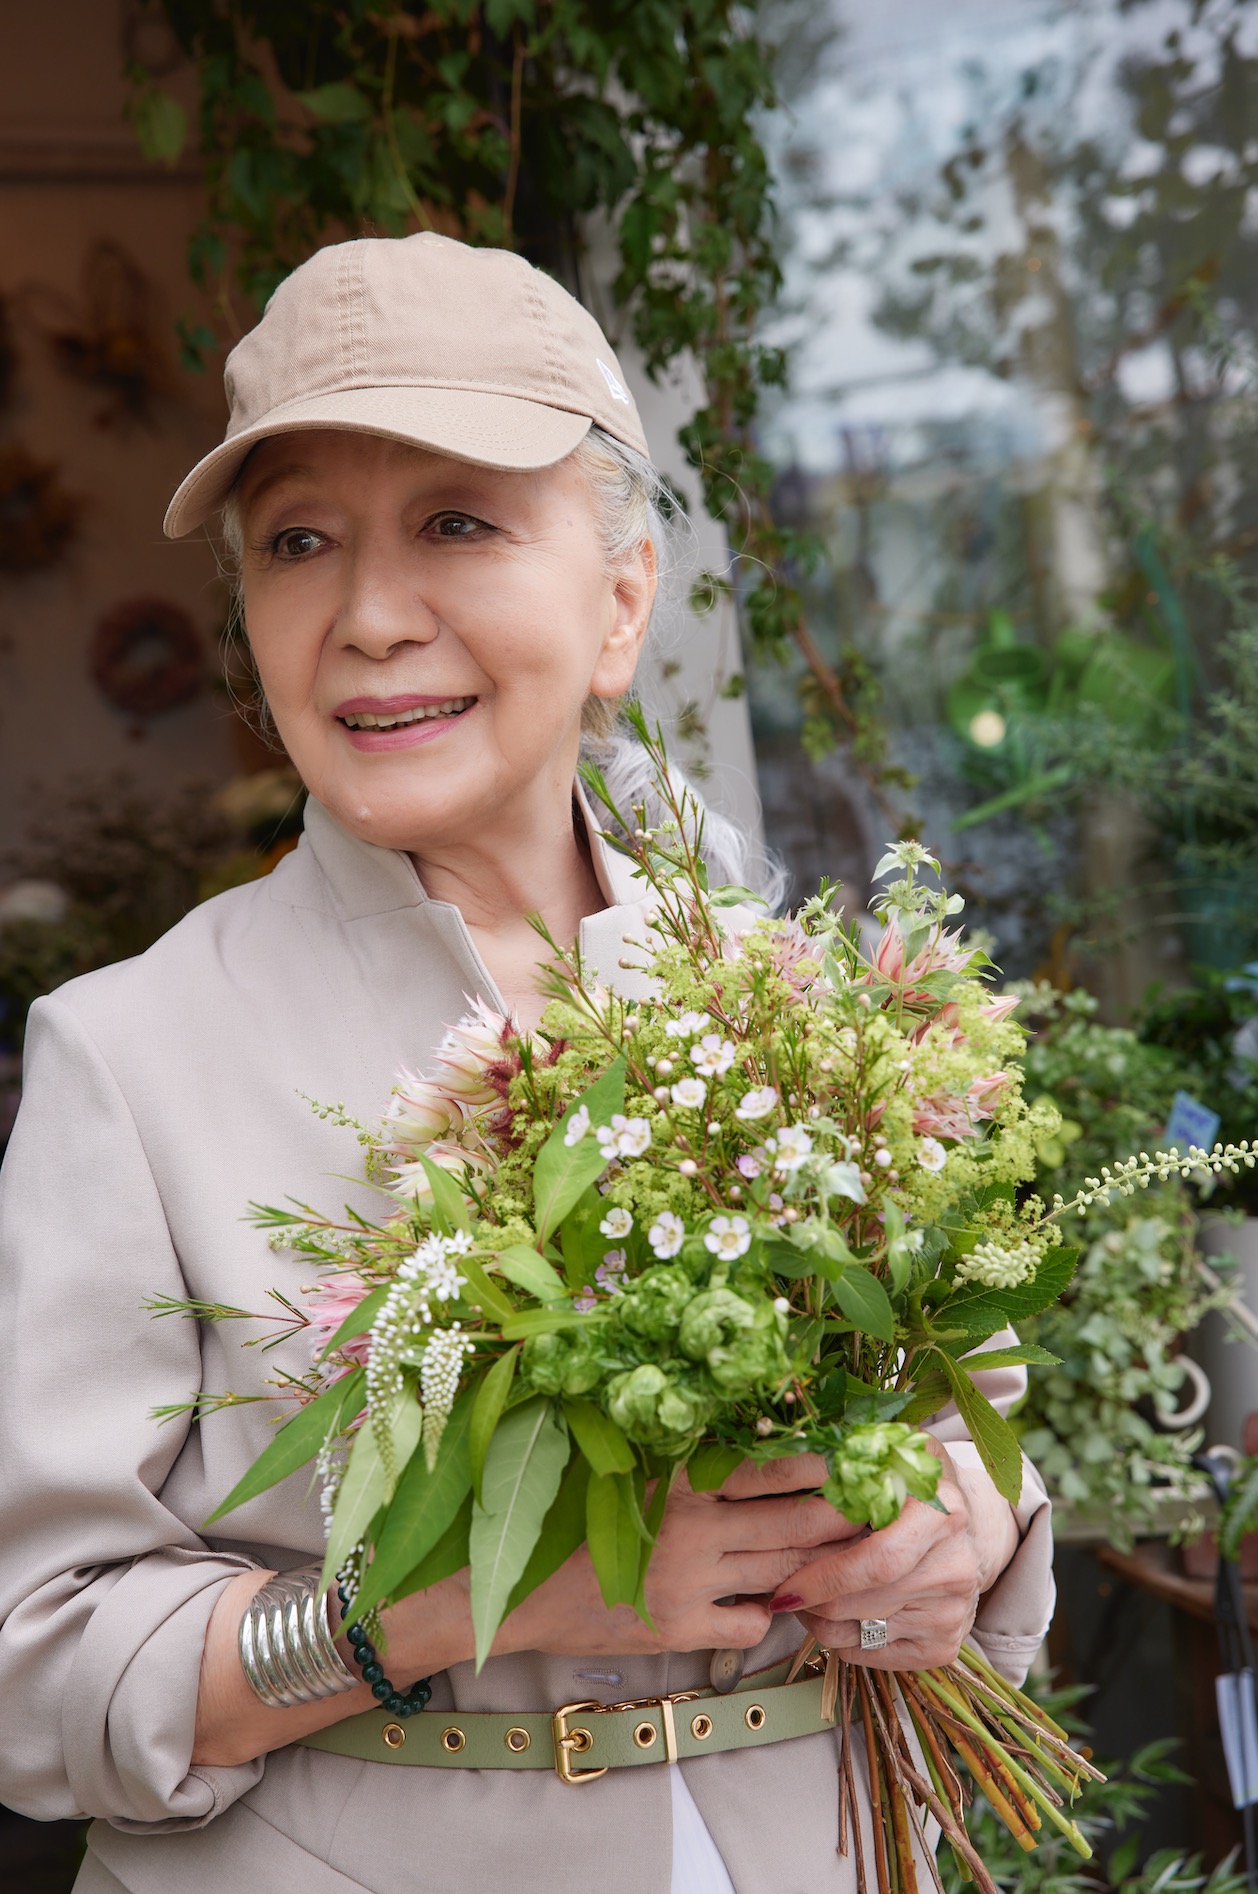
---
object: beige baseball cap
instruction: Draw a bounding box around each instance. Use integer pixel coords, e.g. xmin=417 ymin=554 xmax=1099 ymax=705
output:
xmin=164 ymin=232 xmax=649 ymax=538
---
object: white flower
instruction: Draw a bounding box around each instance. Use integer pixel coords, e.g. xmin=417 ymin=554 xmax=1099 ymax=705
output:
xmin=773 ymin=1296 xmax=791 ymax=1314
xmin=767 ymin=1123 xmax=813 ymax=1175
xmin=648 ymin=1211 xmax=685 ymax=1258
xmin=704 ymin=1214 xmax=752 ymax=1260
xmin=691 ymin=1033 xmax=736 ymax=1078
xmin=597 ymin=1114 xmax=653 ymax=1160
xmin=564 ymin=1104 xmax=592 ymax=1147
xmin=618 ymin=1116 xmax=653 ymax=1158
xmin=735 ymin=1085 xmax=778 ymax=1122
xmin=918 ymin=1137 xmax=948 ymax=1174
xmin=665 ymin=1011 xmax=711 ymax=1039
xmin=419 ymin=1325 xmax=475 ymax=1468
xmin=599 ymin=1207 xmax=634 ymax=1239
xmin=670 ymin=1077 xmax=707 ymax=1110
xmin=954 ymin=1240 xmax=1037 ymax=1290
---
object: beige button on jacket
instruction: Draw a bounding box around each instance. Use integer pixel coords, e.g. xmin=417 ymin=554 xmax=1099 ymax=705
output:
xmin=0 ymin=795 xmax=1055 ymax=1894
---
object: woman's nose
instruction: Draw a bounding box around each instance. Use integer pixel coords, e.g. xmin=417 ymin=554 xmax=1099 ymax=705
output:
xmin=334 ymin=551 xmax=441 ymax=658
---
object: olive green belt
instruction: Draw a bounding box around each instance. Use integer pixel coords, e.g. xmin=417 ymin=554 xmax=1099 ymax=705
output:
xmin=300 ymin=1658 xmax=833 ymax=1784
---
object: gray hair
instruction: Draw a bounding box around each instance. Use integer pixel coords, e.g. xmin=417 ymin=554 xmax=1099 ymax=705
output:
xmin=217 ymin=424 xmax=783 ymax=909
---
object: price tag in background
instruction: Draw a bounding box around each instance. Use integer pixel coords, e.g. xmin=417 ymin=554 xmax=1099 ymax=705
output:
xmin=1163 ymin=1089 xmax=1222 ymax=1154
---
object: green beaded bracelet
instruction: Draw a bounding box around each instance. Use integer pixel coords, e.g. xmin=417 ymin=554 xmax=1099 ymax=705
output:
xmin=336 ymin=1578 xmax=433 ymax=1718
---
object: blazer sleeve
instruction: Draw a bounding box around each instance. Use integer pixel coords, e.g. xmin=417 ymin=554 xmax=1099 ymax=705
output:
xmin=0 ymin=996 xmax=265 ymax=1828
xmin=923 ymin=1332 xmax=1055 ymax=1685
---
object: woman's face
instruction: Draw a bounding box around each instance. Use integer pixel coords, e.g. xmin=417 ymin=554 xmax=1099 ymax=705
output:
xmin=236 ymin=430 xmax=655 ymax=853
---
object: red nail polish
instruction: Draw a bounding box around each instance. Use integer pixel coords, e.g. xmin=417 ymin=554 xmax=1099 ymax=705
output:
xmin=769 ymin=1593 xmax=803 ymax=1613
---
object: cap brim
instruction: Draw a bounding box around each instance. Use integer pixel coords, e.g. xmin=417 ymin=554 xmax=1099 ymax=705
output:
xmin=164 ymin=384 xmax=593 ymax=537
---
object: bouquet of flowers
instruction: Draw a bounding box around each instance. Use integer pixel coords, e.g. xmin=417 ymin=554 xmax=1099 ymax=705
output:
xmin=163 ymin=716 xmax=1254 ymax=1894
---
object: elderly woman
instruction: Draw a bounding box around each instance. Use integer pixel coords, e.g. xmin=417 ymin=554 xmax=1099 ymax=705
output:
xmin=0 ymin=234 xmax=1052 ymax=1894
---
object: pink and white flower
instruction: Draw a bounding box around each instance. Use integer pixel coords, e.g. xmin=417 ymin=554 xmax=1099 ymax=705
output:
xmin=648 ymin=1211 xmax=685 ymax=1258
xmin=599 ymin=1207 xmax=633 ymax=1240
xmin=918 ymin=1137 xmax=948 ymax=1173
xmin=735 ymin=1085 xmax=778 ymax=1122
xmin=670 ymin=1077 xmax=707 ymax=1110
xmin=704 ymin=1214 xmax=752 ymax=1260
xmin=690 ymin=1034 xmax=736 ymax=1078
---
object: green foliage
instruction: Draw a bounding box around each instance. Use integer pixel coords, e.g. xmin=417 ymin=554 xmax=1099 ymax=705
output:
xmin=941 ymin=1708 xmax=1245 ymax=1894
xmin=1011 ymin=983 xmax=1226 ymax=1540
xmin=1139 ymin=965 xmax=1258 ymax=1214
xmin=1219 ymin=1453 xmax=1258 ymax=1563
xmin=134 ymin=0 xmax=878 ymax=767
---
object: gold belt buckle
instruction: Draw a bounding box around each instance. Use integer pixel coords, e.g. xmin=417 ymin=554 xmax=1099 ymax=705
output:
xmin=553 ymin=1701 xmax=608 ymax=1785
xmin=553 ymin=1691 xmax=701 ymax=1784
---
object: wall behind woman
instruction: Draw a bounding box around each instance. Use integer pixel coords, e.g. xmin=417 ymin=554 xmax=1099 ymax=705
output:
xmin=0 ymin=0 xmax=241 ymax=861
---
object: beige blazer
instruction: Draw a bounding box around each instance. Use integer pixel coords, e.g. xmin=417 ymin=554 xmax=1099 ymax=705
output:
xmin=0 ymin=796 xmax=1054 ymax=1894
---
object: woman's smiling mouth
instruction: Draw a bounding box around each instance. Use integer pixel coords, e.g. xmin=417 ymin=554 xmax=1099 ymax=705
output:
xmin=335 ymin=695 xmax=478 ymax=751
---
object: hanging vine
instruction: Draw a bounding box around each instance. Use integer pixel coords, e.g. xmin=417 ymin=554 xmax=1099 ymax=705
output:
xmin=131 ymin=0 xmax=887 ymax=773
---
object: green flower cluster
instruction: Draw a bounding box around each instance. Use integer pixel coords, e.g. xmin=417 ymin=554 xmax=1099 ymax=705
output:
xmin=522 ymin=1264 xmax=790 ymax=1452
xmin=822 ymin=1422 xmax=943 ymax=1530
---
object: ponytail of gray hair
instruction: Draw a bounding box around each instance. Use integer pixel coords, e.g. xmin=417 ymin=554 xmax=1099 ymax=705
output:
xmin=217 ymin=424 xmax=785 ymax=912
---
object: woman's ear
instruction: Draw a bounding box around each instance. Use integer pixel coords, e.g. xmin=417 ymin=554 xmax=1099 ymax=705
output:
xmin=588 ymin=537 xmax=657 ymax=701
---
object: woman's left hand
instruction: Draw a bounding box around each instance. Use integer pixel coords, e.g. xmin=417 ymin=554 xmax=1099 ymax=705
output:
xmin=753 ymin=1438 xmax=1020 ymax=1670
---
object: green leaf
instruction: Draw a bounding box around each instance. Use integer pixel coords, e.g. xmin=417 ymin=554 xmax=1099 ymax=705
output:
xmin=831 ymin=1265 xmax=896 ymax=1344
xmin=132 ymin=89 xmax=187 ymax=165
xmin=469 ymin=1397 xmax=568 ymax=1668
xmin=500 ymin=1307 xmax=591 ymax=1339
xmin=943 ymin=1247 xmax=1078 ymax=1336
xmin=586 ymin=1470 xmax=641 ymax=1609
xmin=316 ymin=1283 xmax=389 ymax=1362
xmin=494 ymin=1244 xmax=567 ymax=1304
xmin=896 ymin=1371 xmax=951 ymax=1428
xmin=414 ymin=1153 xmax=472 ymax=1232
xmin=203 ymin=1367 xmax=365 ymax=1525
xmin=557 ymin=1189 xmax=607 ymax=1290
xmin=948 ymin=1343 xmax=1062 ymax=1371
xmin=458 ymin=1255 xmax=515 ymax=1323
xmin=296 ymin=82 xmax=372 ymax=123
xmin=931 ymin=1351 xmax=1024 ymax=1505
xmin=347 ymin=1388 xmax=475 ymax=1620
xmin=470 ymin=1346 xmax=520 ymax=1504
xmin=505 ymin=1452 xmax=591 ymax=1615
xmin=531 ymin=1058 xmax=626 ymax=1242
xmin=392 ymin=1492 xmax=472 ymax=1603
xmin=563 ymin=1397 xmax=636 ymax=1476
xmin=321 ymin=1392 xmax=422 ymax=1592
xmin=686 ymin=1441 xmax=744 ymax=1492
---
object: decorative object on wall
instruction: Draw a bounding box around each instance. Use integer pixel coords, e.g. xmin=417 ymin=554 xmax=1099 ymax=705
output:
xmin=89 ymin=596 xmax=203 ymax=720
xmin=23 ymin=241 xmax=171 ymax=429
xmin=0 ymin=446 xmax=79 ymax=573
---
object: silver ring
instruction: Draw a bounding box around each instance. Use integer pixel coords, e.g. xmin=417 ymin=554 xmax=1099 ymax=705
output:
xmin=859 ymin=1617 xmax=888 ymax=1651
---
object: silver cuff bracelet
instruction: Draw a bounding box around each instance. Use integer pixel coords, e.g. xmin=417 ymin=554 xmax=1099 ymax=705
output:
xmin=238 ymin=1565 xmax=357 ymax=1709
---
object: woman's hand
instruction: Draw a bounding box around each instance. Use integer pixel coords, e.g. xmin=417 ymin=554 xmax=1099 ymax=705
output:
xmin=758 ymin=1439 xmax=1020 ymax=1670
xmin=469 ymin=1464 xmax=866 ymax=1662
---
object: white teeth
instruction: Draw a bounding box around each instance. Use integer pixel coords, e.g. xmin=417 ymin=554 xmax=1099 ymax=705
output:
xmin=341 ymin=697 xmax=474 ymax=730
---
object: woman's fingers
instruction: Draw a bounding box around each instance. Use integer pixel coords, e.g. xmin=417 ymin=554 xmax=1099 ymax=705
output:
xmin=768 ymin=1489 xmax=969 ymax=1615
xmin=719 ymin=1541 xmax=862 ymax=1598
xmin=703 ymin=1492 xmax=865 ymax=1555
xmin=718 ymin=1452 xmax=831 ymax=1501
xmin=796 ymin=1608 xmax=975 ymax=1672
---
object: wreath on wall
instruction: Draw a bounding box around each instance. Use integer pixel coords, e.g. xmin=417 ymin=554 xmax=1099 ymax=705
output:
xmin=89 ymin=596 xmax=203 ymax=719
xmin=0 ymin=446 xmax=79 ymax=573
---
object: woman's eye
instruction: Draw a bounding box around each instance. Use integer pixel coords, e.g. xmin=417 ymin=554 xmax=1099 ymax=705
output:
xmin=427 ymin=513 xmax=489 ymax=540
xmin=272 ymin=527 xmax=323 ymax=559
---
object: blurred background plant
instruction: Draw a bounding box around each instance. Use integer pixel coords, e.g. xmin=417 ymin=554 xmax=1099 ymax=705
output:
xmin=940 ymin=1685 xmax=1246 ymax=1894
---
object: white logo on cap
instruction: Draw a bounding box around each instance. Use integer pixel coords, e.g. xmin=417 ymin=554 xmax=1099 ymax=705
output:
xmin=596 ymin=358 xmax=630 ymax=404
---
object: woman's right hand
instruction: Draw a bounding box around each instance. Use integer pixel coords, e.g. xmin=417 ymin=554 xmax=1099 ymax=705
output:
xmin=383 ymin=1454 xmax=861 ymax=1669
